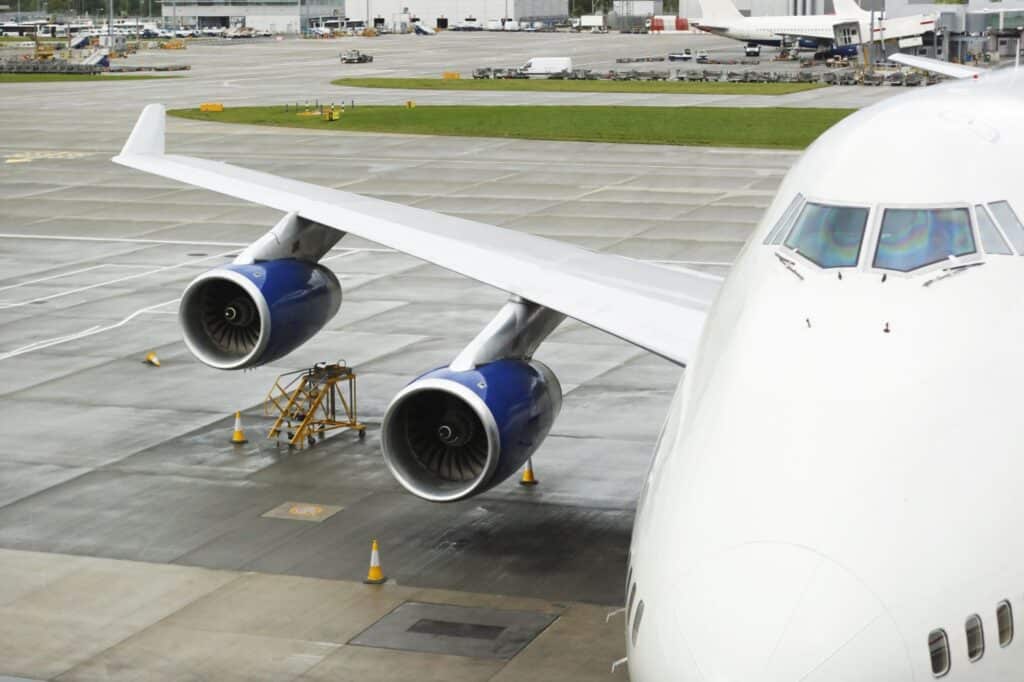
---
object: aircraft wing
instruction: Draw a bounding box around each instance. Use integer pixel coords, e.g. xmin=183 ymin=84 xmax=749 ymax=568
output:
xmin=112 ymin=104 xmax=722 ymax=366
xmin=889 ymin=53 xmax=983 ymax=79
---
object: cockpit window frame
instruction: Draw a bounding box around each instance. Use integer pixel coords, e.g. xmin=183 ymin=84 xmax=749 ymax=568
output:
xmin=763 ymin=193 xmax=805 ymax=245
xmin=974 ymin=204 xmax=1014 ymax=256
xmin=778 ymin=198 xmax=874 ymax=271
xmin=865 ymin=202 xmax=983 ymax=278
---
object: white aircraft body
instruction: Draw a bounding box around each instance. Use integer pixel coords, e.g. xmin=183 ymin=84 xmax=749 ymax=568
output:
xmin=695 ymin=0 xmax=936 ymax=47
xmin=114 ymin=63 xmax=1023 ymax=680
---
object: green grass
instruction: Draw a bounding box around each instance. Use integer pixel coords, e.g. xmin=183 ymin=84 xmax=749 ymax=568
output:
xmin=332 ymin=76 xmax=826 ymax=96
xmin=168 ymin=104 xmax=853 ymax=150
xmin=0 ymin=73 xmax=179 ymax=83
xmin=0 ymin=35 xmax=62 ymax=42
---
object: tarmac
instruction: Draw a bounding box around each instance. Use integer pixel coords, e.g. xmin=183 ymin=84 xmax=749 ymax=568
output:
xmin=0 ymin=30 xmax=885 ymax=680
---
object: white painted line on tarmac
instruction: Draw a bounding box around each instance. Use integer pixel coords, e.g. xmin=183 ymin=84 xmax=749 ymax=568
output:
xmin=0 ymin=264 xmax=152 ymax=292
xmin=0 ymin=233 xmax=251 ymax=247
xmin=0 ymin=298 xmax=180 ymax=362
xmin=0 ymin=251 xmax=235 ymax=310
xmin=648 ymin=259 xmax=733 ymax=267
xmin=0 ymin=233 xmax=395 ymax=252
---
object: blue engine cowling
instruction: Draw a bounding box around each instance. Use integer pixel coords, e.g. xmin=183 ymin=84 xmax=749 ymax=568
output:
xmin=381 ymin=359 xmax=562 ymax=502
xmin=179 ymin=259 xmax=341 ymax=370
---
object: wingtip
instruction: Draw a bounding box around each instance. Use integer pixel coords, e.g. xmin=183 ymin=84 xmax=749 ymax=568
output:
xmin=119 ymin=103 xmax=166 ymax=157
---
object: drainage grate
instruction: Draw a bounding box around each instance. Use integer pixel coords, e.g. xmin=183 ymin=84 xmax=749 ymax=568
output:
xmin=407 ymin=618 xmax=506 ymax=641
xmin=350 ymin=601 xmax=558 ymax=660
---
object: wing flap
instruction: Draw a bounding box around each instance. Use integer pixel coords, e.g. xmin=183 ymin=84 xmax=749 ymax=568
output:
xmin=889 ymin=53 xmax=983 ymax=79
xmin=113 ymin=105 xmax=722 ymax=366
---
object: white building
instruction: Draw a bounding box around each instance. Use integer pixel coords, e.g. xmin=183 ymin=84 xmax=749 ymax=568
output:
xmin=612 ymin=0 xmax=663 ymax=16
xmin=161 ymin=0 xmax=345 ymax=33
xmin=345 ymin=0 xmax=567 ymax=27
xmin=884 ymin=0 xmax=1024 ymax=19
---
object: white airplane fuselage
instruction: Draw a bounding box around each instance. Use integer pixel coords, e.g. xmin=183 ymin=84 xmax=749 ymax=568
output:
xmin=699 ymin=15 xmax=837 ymax=45
xmin=626 ymin=70 xmax=1024 ymax=680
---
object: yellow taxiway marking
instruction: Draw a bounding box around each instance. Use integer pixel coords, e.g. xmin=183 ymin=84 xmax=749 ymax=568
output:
xmin=4 ymin=151 xmax=93 ymax=164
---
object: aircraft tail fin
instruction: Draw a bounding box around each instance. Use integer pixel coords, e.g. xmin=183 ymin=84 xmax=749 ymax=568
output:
xmin=118 ymin=103 xmax=165 ymax=157
xmin=695 ymin=0 xmax=743 ymax=22
xmin=832 ymin=0 xmax=868 ymax=17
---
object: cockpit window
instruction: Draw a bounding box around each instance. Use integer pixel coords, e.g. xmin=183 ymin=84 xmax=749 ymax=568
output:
xmin=783 ymin=202 xmax=869 ymax=268
xmin=988 ymin=201 xmax=1024 ymax=254
xmin=764 ymin=193 xmax=804 ymax=245
xmin=976 ymin=205 xmax=1013 ymax=255
xmin=873 ymin=208 xmax=974 ymax=272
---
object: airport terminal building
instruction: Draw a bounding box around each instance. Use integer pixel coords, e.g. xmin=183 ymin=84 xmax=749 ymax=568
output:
xmin=342 ymin=0 xmax=569 ymax=28
xmin=161 ymin=0 xmax=566 ymax=31
xmin=161 ymin=0 xmax=345 ymax=33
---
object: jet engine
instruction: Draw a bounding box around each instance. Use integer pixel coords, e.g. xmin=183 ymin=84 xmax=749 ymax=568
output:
xmin=179 ymin=259 xmax=341 ymax=369
xmin=381 ymin=358 xmax=562 ymax=502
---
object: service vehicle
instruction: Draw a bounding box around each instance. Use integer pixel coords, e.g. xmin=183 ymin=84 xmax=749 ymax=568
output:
xmin=340 ymin=49 xmax=373 ymax=63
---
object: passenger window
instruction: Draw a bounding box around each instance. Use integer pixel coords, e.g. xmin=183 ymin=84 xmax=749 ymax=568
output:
xmin=976 ymin=205 xmax=1013 ymax=255
xmin=784 ymin=202 xmax=869 ymax=268
xmin=874 ymin=208 xmax=975 ymax=272
xmin=966 ymin=614 xmax=985 ymax=661
xmin=929 ymin=629 xmax=950 ymax=677
xmin=631 ymin=600 xmax=645 ymax=647
xmin=764 ymin=193 xmax=804 ymax=245
xmin=998 ymin=601 xmax=1014 ymax=647
xmin=988 ymin=201 xmax=1024 ymax=254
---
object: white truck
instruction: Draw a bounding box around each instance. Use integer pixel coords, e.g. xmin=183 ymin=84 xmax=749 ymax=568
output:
xmin=577 ymin=14 xmax=607 ymax=31
xmin=520 ymin=57 xmax=573 ymax=76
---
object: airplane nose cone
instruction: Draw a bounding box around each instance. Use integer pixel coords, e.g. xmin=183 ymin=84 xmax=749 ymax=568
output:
xmin=629 ymin=543 xmax=912 ymax=681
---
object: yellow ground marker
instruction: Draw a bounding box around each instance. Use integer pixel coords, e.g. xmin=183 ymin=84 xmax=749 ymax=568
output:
xmin=519 ymin=458 xmax=539 ymax=486
xmin=142 ymin=351 xmax=160 ymax=367
xmin=230 ymin=411 xmax=248 ymax=444
xmin=364 ymin=539 xmax=386 ymax=584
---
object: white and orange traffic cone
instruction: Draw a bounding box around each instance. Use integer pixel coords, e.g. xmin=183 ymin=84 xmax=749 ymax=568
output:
xmin=230 ymin=411 xmax=247 ymax=444
xmin=363 ymin=539 xmax=386 ymax=584
xmin=520 ymin=458 xmax=539 ymax=486
xmin=142 ymin=351 xmax=160 ymax=367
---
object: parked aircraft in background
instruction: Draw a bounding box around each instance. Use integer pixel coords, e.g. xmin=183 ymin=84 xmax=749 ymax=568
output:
xmin=694 ymin=0 xmax=936 ymax=49
xmin=114 ymin=64 xmax=1024 ymax=680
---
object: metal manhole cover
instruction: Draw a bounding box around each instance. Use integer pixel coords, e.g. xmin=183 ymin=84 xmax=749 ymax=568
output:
xmin=407 ymin=618 xmax=506 ymax=641
xmin=349 ymin=601 xmax=558 ymax=660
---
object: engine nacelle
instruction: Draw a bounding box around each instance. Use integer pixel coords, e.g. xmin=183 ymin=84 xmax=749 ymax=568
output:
xmin=179 ymin=259 xmax=341 ymax=369
xmin=381 ymin=359 xmax=562 ymax=502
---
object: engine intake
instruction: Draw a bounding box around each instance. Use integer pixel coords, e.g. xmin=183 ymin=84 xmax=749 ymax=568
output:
xmin=382 ymin=359 xmax=561 ymax=502
xmin=179 ymin=259 xmax=341 ymax=369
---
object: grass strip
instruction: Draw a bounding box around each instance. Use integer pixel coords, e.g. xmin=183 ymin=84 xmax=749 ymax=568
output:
xmin=169 ymin=104 xmax=852 ymax=150
xmin=0 ymin=73 xmax=179 ymax=83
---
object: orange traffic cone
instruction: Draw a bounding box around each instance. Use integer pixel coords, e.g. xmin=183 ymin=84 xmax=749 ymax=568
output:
xmin=142 ymin=351 xmax=160 ymax=367
xmin=520 ymin=458 xmax=539 ymax=486
xmin=230 ymin=411 xmax=247 ymax=444
xmin=363 ymin=539 xmax=386 ymax=584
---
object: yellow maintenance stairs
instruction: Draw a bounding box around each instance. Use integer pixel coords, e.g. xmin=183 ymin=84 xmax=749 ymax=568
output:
xmin=264 ymin=362 xmax=366 ymax=448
